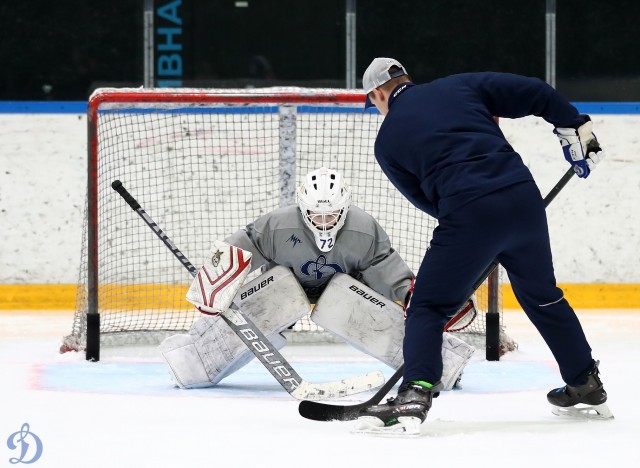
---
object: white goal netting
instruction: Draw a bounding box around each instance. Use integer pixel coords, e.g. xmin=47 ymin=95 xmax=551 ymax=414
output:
xmin=62 ymin=87 xmax=515 ymax=355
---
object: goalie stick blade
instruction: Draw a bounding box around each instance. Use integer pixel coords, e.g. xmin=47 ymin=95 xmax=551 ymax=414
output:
xmin=292 ymin=371 xmax=385 ymax=401
xmin=298 ymin=366 xmax=404 ymax=421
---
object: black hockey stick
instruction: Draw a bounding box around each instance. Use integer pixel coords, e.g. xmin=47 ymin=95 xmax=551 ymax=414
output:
xmin=112 ymin=180 xmax=384 ymax=400
xmin=299 ymin=167 xmax=576 ymax=420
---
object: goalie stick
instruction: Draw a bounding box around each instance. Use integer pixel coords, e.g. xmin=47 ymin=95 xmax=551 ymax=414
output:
xmin=299 ymin=167 xmax=577 ymax=421
xmin=111 ymin=180 xmax=385 ymax=400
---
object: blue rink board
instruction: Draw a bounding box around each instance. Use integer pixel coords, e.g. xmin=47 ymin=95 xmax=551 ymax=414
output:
xmin=36 ymin=360 xmax=560 ymax=398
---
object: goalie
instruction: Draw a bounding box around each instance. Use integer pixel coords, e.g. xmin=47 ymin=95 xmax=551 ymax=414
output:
xmin=160 ymin=167 xmax=478 ymax=390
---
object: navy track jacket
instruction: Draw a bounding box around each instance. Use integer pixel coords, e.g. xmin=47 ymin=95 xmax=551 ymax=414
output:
xmin=374 ymin=72 xmax=585 ymax=219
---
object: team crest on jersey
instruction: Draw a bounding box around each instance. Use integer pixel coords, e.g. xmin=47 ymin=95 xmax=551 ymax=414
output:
xmin=287 ymin=234 xmax=302 ymax=247
xmin=301 ymin=255 xmax=344 ymax=280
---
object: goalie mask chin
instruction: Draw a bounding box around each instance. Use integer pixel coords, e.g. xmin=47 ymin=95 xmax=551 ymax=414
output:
xmin=297 ymin=167 xmax=351 ymax=252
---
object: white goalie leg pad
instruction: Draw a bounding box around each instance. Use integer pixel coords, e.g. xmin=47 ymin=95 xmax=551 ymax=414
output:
xmin=440 ymin=332 xmax=475 ymax=390
xmin=164 ymin=266 xmax=311 ymax=387
xmin=311 ymin=273 xmax=406 ymax=368
xmin=193 ymin=266 xmax=310 ymax=384
xmin=185 ymin=240 xmax=252 ymax=315
xmin=159 ymin=327 xmax=288 ymax=389
xmin=312 ymin=274 xmax=475 ymax=390
xmin=232 ymin=265 xmax=311 ymax=319
xmin=214 ymin=332 xmax=287 ymax=384
xmin=159 ymin=332 xmax=211 ymax=389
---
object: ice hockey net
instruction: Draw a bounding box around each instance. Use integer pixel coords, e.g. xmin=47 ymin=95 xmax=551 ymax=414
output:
xmin=62 ymin=87 xmax=516 ymax=358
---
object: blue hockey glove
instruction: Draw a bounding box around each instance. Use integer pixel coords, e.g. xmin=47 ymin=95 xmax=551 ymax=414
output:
xmin=554 ymin=115 xmax=605 ymax=178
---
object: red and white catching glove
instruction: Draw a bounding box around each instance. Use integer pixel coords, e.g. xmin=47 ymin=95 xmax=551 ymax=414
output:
xmin=445 ymin=295 xmax=478 ymax=332
xmin=402 ymin=279 xmax=478 ymax=331
xmin=185 ymin=240 xmax=252 ymax=316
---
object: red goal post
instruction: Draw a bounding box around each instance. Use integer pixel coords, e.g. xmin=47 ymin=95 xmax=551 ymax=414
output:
xmin=63 ymin=87 xmax=515 ymax=359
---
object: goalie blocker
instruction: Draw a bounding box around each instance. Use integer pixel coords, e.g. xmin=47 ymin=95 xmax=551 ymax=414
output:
xmin=312 ymin=274 xmax=475 ymax=390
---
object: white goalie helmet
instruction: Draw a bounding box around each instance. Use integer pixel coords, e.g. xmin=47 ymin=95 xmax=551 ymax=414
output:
xmin=297 ymin=167 xmax=352 ymax=252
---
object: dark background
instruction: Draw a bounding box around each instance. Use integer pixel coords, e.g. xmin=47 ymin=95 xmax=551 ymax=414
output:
xmin=1 ymin=0 xmax=638 ymax=101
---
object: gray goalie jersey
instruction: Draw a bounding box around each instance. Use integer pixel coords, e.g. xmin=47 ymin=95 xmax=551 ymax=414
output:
xmin=225 ymin=205 xmax=414 ymax=302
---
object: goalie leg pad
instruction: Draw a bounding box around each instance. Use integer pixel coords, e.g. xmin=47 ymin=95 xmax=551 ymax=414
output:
xmin=163 ymin=266 xmax=311 ymax=387
xmin=312 ymin=274 xmax=475 ymax=390
xmin=311 ymin=273 xmax=406 ymax=369
xmin=185 ymin=240 xmax=252 ymax=315
xmin=232 ymin=265 xmax=311 ymax=321
xmin=213 ymin=332 xmax=287 ymax=384
xmin=159 ymin=332 xmax=211 ymax=389
xmin=159 ymin=328 xmax=287 ymax=388
xmin=440 ymin=332 xmax=475 ymax=390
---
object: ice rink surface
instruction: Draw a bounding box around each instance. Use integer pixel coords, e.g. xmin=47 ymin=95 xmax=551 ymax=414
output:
xmin=1 ymin=310 xmax=638 ymax=467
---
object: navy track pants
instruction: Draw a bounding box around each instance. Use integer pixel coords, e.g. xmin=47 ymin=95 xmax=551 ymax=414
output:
xmin=404 ymin=181 xmax=594 ymax=387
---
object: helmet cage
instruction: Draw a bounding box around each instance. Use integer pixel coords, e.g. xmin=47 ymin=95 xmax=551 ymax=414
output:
xmin=297 ymin=168 xmax=351 ymax=252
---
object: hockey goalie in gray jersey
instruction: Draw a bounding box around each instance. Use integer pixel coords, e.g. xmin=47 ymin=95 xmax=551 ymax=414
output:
xmin=160 ymin=167 xmax=477 ymax=391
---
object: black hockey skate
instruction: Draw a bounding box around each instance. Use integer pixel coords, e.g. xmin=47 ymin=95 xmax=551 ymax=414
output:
xmin=547 ymin=361 xmax=613 ymax=420
xmin=352 ymin=381 xmax=439 ymax=436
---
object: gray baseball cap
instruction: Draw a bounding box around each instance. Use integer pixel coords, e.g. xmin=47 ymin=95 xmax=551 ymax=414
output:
xmin=362 ymin=57 xmax=408 ymax=109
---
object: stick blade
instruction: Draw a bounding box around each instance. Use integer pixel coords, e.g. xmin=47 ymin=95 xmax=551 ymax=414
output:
xmin=299 ymin=366 xmax=404 ymax=421
xmin=291 ymin=371 xmax=385 ymax=401
xmin=299 ymin=400 xmax=364 ymax=421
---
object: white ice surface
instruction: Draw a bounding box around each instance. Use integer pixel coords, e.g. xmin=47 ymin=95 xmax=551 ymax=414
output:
xmin=1 ymin=310 xmax=638 ymax=467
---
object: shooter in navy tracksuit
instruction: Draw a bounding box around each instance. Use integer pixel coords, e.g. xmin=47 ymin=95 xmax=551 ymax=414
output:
xmin=357 ymin=58 xmax=610 ymax=432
